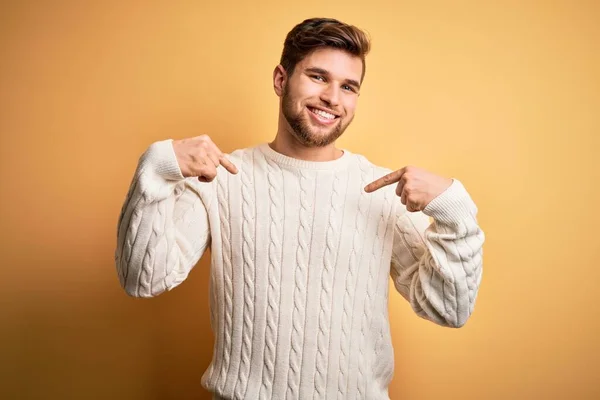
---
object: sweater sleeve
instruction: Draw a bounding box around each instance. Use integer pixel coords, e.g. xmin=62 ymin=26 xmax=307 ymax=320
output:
xmin=389 ymin=179 xmax=484 ymax=328
xmin=115 ymin=139 xmax=211 ymax=298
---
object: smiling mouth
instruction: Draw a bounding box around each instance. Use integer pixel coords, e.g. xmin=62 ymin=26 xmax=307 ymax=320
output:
xmin=308 ymin=106 xmax=339 ymax=121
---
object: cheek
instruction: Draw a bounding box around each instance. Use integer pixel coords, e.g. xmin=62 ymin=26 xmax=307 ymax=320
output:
xmin=343 ymin=98 xmax=358 ymax=116
xmin=293 ymin=78 xmax=319 ymax=97
xmin=304 ymin=86 xmax=325 ymax=102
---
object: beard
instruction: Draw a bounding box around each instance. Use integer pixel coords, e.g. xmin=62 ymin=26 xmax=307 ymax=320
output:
xmin=281 ymin=85 xmax=352 ymax=148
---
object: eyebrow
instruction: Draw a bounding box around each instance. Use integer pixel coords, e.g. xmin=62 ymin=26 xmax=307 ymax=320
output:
xmin=304 ymin=67 xmax=361 ymax=90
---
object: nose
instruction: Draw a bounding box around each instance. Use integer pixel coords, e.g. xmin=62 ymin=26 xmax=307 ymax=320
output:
xmin=320 ymin=84 xmax=340 ymax=107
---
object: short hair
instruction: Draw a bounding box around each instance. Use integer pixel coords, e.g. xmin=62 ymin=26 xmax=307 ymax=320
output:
xmin=280 ymin=18 xmax=371 ymax=83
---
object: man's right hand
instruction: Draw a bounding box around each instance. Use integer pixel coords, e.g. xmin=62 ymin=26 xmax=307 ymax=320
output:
xmin=172 ymin=135 xmax=238 ymax=182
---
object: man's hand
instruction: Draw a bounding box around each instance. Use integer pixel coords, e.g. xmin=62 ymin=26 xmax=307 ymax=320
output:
xmin=364 ymin=166 xmax=452 ymax=212
xmin=172 ymin=135 xmax=238 ymax=182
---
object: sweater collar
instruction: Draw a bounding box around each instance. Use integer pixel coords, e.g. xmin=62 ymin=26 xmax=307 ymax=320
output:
xmin=257 ymin=143 xmax=352 ymax=171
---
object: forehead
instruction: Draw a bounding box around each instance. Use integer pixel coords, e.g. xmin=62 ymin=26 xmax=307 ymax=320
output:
xmin=297 ymin=48 xmax=363 ymax=82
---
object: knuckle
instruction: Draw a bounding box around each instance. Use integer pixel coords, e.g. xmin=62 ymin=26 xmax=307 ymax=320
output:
xmin=192 ymin=151 xmax=206 ymax=164
xmin=196 ymin=148 xmax=207 ymax=159
xmin=204 ymin=168 xmax=217 ymax=179
xmin=196 ymin=135 xmax=212 ymax=146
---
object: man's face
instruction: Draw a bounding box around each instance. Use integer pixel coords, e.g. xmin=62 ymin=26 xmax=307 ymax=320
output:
xmin=280 ymin=48 xmax=363 ymax=147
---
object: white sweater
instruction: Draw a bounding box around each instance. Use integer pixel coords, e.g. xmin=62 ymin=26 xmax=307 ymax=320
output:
xmin=115 ymin=139 xmax=484 ymax=400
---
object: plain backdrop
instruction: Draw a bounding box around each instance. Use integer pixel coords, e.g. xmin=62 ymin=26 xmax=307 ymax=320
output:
xmin=1 ymin=1 xmax=599 ymax=399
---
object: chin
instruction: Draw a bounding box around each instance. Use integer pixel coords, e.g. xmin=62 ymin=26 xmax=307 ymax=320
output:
xmin=293 ymin=126 xmax=344 ymax=148
xmin=283 ymin=104 xmax=349 ymax=147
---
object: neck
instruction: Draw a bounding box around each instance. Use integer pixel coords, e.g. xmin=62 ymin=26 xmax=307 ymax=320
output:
xmin=270 ymin=117 xmax=344 ymax=162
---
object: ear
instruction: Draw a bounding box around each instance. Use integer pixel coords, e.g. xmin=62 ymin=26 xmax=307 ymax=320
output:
xmin=273 ymin=65 xmax=287 ymax=97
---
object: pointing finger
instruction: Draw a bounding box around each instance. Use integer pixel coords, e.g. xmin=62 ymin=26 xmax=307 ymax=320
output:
xmin=219 ymin=155 xmax=239 ymax=175
xmin=364 ymin=168 xmax=405 ymax=193
xmin=208 ymin=141 xmax=238 ymax=175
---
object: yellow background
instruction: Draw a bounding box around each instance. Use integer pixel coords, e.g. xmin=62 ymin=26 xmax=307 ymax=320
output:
xmin=1 ymin=1 xmax=599 ymax=399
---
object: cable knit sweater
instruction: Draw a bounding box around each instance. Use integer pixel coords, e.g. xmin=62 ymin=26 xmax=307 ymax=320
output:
xmin=115 ymin=139 xmax=484 ymax=400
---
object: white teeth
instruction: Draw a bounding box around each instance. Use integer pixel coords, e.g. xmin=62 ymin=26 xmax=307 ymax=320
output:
xmin=310 ymin=107 xmax=336 ymax=120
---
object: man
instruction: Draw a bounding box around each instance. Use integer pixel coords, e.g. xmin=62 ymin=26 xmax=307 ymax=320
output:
xmin=115 ymin=17 xmax=484 ymax=400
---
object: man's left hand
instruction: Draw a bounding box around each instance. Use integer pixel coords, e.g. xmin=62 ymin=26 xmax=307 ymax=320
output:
xmin=364 ymin=166 xmax=453 ymax=212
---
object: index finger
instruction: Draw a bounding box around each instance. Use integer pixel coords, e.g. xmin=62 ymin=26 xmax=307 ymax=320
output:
xmin=219 ymin=155 xmax=239 ymax=175
xmin=364 ymin=168 xmax=405 ymax=193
